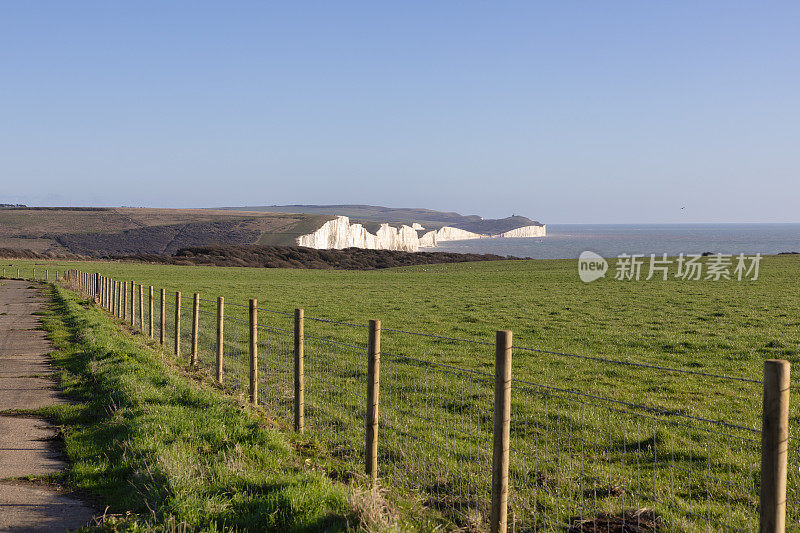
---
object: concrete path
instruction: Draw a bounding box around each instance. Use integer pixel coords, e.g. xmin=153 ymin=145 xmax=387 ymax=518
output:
xmin=0 ymin=279 xmax=96 ymax=532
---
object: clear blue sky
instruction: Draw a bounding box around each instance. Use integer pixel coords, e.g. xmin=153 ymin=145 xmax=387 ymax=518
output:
xmin=1 ymin=2 xmax=797 ymax=223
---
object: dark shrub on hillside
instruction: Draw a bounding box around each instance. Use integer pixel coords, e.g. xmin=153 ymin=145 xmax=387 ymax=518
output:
xmin=0 ymin=245 xmax=525 ymax=270
xmin=150 ymin=245 xmax=523 ymax=270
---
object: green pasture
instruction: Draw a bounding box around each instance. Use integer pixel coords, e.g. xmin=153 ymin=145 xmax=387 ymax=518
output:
xmin=5 ymin=256 xmax=800 ymax=530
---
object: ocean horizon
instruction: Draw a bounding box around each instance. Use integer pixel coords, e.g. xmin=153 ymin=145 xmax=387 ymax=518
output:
xmin=432 ymin=223 xmax=800 ymax=259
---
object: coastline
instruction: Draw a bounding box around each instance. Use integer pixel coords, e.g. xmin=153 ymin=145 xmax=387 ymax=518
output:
xmin=433 ymin=222 xmax=800 ymax=259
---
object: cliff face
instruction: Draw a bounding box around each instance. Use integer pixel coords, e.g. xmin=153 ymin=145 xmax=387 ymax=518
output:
xmin=296 ymin=216 xmax=545 ymax=251
xmin=418 ymin=226 xmax=485 ymax=248
xmin=296 ymin=216 xmax=423 ymax=251
xmin=494 ymin=225 xmax=547 ymax=238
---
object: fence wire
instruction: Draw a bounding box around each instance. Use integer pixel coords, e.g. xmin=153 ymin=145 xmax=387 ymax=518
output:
xmin=222 ymin=316 xmax=250 ymax=403
xmin=195 ymin=304 xmax=217 ymax=373
xmin=255 ymin=314 xmax=295 ymax=422
xmin=380 ymin=345 xmax=495 ymax=528
xmin=164 ymin=299 xmax=176 ymax=355
xmin=179 ymin=302 xmax=192 ymax=363
xmin=154 ymin=291 xmax=164 ymax=345
xmin=508 ymin=377 xmax=762 ymax=532
xmin=303 ymin=317 xmax=367 ymax=472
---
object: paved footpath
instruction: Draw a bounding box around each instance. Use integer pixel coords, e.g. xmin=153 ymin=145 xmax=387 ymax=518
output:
xmin=0 ymin=279 xmax=95 ymax=532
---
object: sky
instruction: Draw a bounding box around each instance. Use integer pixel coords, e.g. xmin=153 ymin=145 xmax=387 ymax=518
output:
xmin=1 ymin=2 xmax=798 ymax=223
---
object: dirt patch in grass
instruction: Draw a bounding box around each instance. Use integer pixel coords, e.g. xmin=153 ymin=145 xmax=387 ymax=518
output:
xmin=568 ymin=508 xmax=661 ymax=532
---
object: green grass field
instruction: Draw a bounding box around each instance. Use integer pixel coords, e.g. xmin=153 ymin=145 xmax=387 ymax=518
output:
xmin=5 ymin=256 xmax=800 ymax=531
xmin=22 ymin=284 xmax=362 ymax=532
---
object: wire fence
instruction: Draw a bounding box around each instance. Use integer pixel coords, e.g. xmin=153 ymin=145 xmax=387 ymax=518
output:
xmin=304 ymin=321 xmax=366 ymax=466
xmin=222 ymin=315 xmax=251 ymax=402
xmin=381 ymin=347 xmax=495 ymax=528
xmin=40 ymin=268 xmax=799 ymax=532
xmin=255 ymin=314 xmax=294 ymax=421
xmin=508 ymin=376 xmax=762 ymax=531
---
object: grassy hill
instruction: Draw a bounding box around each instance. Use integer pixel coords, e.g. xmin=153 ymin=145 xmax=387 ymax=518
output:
xmin=0 ymin=207 xmax=333 ymax=255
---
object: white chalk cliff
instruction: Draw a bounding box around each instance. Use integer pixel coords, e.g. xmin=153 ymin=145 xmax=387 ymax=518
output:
xmin=296 ymin=216 xmax=546 ymax=252
xmin=494 ymin=225 xmax=547 ymax=238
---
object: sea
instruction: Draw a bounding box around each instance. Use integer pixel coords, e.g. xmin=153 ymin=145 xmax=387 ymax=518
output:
xmin=432 ymin=223 xmax=800 ymax=259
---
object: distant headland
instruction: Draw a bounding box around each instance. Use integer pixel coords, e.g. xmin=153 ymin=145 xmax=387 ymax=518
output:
xmin=224 ymin=205 xmax=546 ymax=252
xmin=0 ymin=205 xmax=544 ymax=255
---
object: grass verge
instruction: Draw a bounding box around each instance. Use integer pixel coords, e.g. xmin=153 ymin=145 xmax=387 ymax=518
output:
xmin=36 ymin=284 xmax=360 ymax=532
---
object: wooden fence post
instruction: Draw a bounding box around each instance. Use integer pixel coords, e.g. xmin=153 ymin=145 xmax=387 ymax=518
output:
xmin=148 ymin=286 xmax=154 ymax=338
xmin=760 ymin=359 xmax=791 ymax=533
xmin=294 ymin=308 xmax=305 ymax=433
xmin=160 ymin=288 xmax=166 ymax=345
xmin=174 ymin=292 xmax=181 ymax=357
xmin=191 ymin=293 xmax=199 ymax=366
xmin=123 ymin=282 xmax=128 ymax=322
xmin=365 ymin=319 xmax=381 ymax=482
xmin=249 ymin=299 xmax=258 ymax=405
xmin=491 ymin=330 xmax=513 ymax=533
xmin=139 ymin=284 xmax=144 ymax=332
xmin=216 ymin=296 xmax=224 ymax=383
